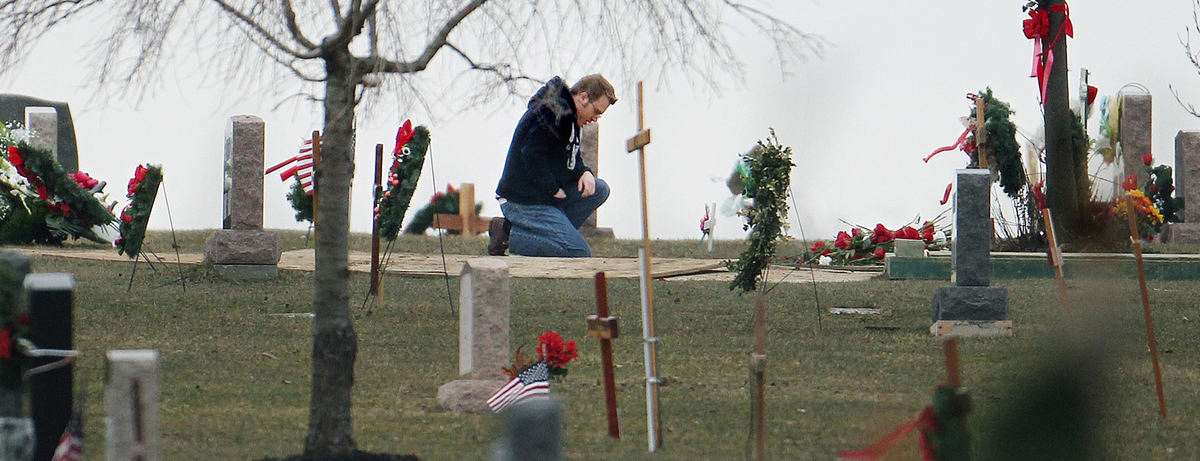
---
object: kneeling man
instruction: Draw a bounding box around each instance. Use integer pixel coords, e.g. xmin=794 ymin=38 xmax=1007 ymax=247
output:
xmin=490 ymin=74 xmax=617 ymax=257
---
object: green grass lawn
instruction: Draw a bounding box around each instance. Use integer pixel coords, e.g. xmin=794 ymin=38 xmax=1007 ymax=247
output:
xmin=15 ymin=231 xmax=1200 ymax=460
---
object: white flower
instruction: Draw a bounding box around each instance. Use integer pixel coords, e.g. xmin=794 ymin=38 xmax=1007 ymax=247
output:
xmin=818 ymin=255 xmax=832 ymax=265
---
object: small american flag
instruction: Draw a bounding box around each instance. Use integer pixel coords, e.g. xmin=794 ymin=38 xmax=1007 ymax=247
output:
xmin=487 ymin=360 xmax=550 ymax=413
xmin=264 ymin=138 xmax=316 ymax=194
xmin=51 ymin=410 xmax=83 ymax=461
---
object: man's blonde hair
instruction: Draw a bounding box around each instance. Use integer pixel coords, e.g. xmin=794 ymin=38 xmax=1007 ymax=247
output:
xmin=571 ymin=74 xmax=618 ymax=105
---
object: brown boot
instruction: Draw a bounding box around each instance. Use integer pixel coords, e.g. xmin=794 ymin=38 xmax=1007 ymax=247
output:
xmin=488 ymin=217 xmax=511 ymax=256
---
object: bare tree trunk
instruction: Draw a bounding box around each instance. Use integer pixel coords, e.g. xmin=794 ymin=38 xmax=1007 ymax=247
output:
xmin=1041 ymin=0 xmax=1083 ymax=241
xmin=305 ymin=46 xmax=358 ymax=456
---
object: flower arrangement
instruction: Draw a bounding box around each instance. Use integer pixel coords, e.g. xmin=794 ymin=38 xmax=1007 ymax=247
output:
xmin=403 ymin=183 xmax=483 ymax=235
xmin=502 ymin=331 xmax=579 ymax=380
xmin=375 ymin=120 xmax=431 ymax=241
xmin=796 ymin=219 xmax=950 ymax=266
xmin=727 ymin=130 xmax=793 ymax=293
xmin=1 ymin=142 xmax=114 ymax=244
xmin=116 ymin=164 xmax=163 ymax=258
xmin=1114 ymin=154 xmax=1181 ymax=241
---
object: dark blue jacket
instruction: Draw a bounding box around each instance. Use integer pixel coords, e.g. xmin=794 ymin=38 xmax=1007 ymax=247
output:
xmin=496 ymin=76 xmax=592 ymax=206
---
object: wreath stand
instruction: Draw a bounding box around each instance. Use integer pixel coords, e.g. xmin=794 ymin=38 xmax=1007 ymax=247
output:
xmin=124 ymin=179 xmax=186 ymax=293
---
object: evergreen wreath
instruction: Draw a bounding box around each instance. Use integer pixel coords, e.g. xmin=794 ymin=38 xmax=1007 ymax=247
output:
xmin=6 ymin=143 xmax=114 ymax=243
xmin=403 ymin=185 xmax=483 ymax=235
xmin=286 ymin=177 xmax=313 ymax=223
xmin=375 ymin=122 xmax=430 ymax=241
xmin=972 ymin=88 xmax=1026 ymax=198
xmin=727 ymin=129 xmax=793 ymax=294
xmin=116 ymin=164 xmax=163 ymax=258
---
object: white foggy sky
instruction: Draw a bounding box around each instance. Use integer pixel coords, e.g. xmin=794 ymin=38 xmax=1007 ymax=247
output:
xmin=4 ymin=1 xmax=1199 ymax=242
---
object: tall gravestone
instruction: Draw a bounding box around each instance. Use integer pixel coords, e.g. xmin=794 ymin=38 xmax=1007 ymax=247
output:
xmin=578 ymin=124 xmax=614 ymax=239
xmin=0 ymin=94 xmax=79 ymax=172
xmin=203 ymin=115 xmax=282 ymax=280
xmin=1120 ymin=94 xmax=1152 ymax=190
xmin=25 ymin=273 xmax=74 ymax=461
xmin=1167 ymin=130 xmax=1200 ymax=243
xmin=438 ymin=258 xmax=511 ymax=414
xmin=931 ymin=170 xmax=1010 ymax=336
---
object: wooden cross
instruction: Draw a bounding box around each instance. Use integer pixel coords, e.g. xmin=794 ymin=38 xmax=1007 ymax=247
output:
xmin=973 ymin=96 xmax=989 ymax=170
xmin=750 ymin=294 xmax=768 ymax=461
xmin=588 ymin=272 xmax=621 ymax=439
xmin=1041 ymin=210 xmax=1070 ymax=317
xmin=1124 ymin=197 xmax=1168 ymax=418
xmin=431 ymin=183 xmax=492 ymax=236
xmin=371 ymin=144 xmax=384 ymax=297
xmin=625 ymin=81 xmax=662 ymax=452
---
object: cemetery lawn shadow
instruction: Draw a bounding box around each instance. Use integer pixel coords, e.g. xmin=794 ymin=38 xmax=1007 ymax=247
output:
xmin=26 ymin=243 xmax=1200 ymax=460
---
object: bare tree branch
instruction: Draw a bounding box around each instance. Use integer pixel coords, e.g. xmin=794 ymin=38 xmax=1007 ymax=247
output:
xmin=210 ymin=0 xmax=319 ymax=59
xmin=281 ymin=0 xmax=316 ymax=50
xmin=1176 ymin=0 xmax=1200 ymax=118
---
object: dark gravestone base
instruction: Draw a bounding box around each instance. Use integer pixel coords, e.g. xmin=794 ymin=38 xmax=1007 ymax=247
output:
xmin=932 ymin=286 xmax=1009 ymax=322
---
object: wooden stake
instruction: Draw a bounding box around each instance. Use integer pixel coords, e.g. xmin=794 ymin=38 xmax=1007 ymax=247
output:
xmin=371 ymin=144 xmax=383 ymax=297
xmin=1124 ymin=198 xmax=1168 ymax=418
xmin=590 ymin=272 xmax=621 ymax=439
xmin=974 ymin=96 xmax=989 ymax=170
xmin=751 ymin=294 xmax=768 ymax=461
xmin=626 ymin=81 xmax=661 ymax=452
xmin=943 ymin=337 xmax=961 ymax=388
xmin=1042 ymin=210 xmax=1071 ymax=318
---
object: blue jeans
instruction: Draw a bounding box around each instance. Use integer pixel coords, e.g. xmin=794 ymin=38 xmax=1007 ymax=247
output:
xmin=500 ymin=178 xmax=609 ymax=257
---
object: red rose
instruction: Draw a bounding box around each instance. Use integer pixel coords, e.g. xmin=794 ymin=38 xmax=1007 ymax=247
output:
xmin=896 ymin=226 xmax=920 ymax=240
xmin=810 ymin=241 xmax=825 ymax=251
xmin=834 ymin=231 xmax=853 ymax=249
xmin=920 ymin=221 xmax=936 ymax=243
xmin=871 ymin=223 xmax=894 ymax=244
xmin=851 ymin=228 xmax=863 ymax=237
xmin=7 ymin=146 xmax=21 ymax=167
xmin=1142 ymin=154 xmax=1153 ymax=166
xmin=873 ymin=247 xmax=886 ymax=259
xmin=121 ymin=213 xmax=132 ymax=223
xmin=1121 ymin=175 xmax=1139 ymax=192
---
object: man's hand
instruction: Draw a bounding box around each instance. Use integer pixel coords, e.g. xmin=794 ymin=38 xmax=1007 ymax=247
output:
xmin=578 ymin=171 xmax=596 ymax=197
xmin=554 ymin=188 xmax=567 ymax=199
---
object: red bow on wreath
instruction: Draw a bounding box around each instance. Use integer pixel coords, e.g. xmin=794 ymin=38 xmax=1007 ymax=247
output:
xmin=393 ymin=120 xmax=414 ymax=157
xmin=1023 ymin=3 xmax=1072 ymax=105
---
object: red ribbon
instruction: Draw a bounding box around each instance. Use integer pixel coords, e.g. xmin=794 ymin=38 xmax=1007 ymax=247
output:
xmin=923 ymin=127 xmax=972 ymax=163
xmin=939 ymin=183 xmax=954 ymax=205
xmin=393 ymin=119 xmax=414 ymax=157
xmin=837 ymin=407 xmax=936 ymax=461
xmin=1024 ymin=4 xmax=1073 ymax=105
